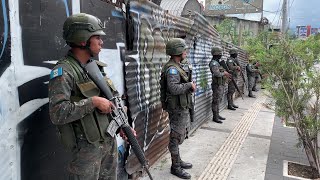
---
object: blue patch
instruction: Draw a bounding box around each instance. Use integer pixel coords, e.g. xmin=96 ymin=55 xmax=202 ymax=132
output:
xmin=50 ymin=67 xmax=63 ymax=79
xmin=169 ymin=68 xmax=178 ymax=75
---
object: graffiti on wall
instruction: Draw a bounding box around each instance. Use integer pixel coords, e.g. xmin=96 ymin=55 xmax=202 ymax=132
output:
xmin=0 ymin=0 xmax=10 ymax=76
xmin=123 ymin=1 xmax=224 ymax=173
xmin=0 ymin=0 xmax=127 ymax=179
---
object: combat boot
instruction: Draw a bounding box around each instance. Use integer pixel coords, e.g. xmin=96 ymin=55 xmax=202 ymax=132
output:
xmin=227 ymin=105 xmax=236 ymax=110
xmin=248 ymin=91 xmax=256 ymax=98
xmin=232 ymin=103 xmax=239 ymax=108
xmin=212 ymin=112 xmax=223 ymax=123
xmin=180 ymin=160 xmax=193 ymax=169
xmin=218 ymin=115 xmax=226 ymax=120
xmin=171 ymin=166 xmax=191 ymax=179
xmin=178 ymin=155 xmax=193 ymax=169
xmin=227 ymin=95 xmax=235 ymax=110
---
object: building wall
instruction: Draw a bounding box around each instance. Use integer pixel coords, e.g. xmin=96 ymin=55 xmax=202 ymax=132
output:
xmin=205 ymin=16 xmax=264 ymax=46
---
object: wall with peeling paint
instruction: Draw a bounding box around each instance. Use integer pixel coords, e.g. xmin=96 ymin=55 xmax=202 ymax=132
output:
xmin=0 ymin=0 xmax=247 ymax=179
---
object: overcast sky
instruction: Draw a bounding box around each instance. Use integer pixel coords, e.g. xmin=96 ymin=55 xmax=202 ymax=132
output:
xmin=226 ymin=0 xmax=319 ymax=28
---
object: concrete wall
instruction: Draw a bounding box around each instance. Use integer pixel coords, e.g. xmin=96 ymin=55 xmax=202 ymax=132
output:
xmin=205 ymin=16 xmax=265 ymax=46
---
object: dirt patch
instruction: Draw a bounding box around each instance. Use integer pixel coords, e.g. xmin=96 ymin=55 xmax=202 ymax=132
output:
xmin=288 ymin=162 xmax=320 ymax=179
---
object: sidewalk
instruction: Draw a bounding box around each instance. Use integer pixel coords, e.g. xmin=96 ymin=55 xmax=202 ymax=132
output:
xmin=265 ymin=117 xmax=308 ymax=180
xmin=140 ymin=88 xmax=308 ymax=180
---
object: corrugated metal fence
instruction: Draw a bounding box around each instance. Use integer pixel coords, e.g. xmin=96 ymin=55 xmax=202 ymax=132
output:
xmin=124 ymin=0 xmax=248 ymax=175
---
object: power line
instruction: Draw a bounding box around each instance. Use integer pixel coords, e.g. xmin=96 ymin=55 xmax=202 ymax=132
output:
xmin=245 ymin=1 xmax=281 ymax=14
xmin=289 ymin=0 xmax=295 ymax=9
xmin=271 ymin=0 xmax=283 ymax=25
xmin=288 ymin=0 xmax=295 ymax=27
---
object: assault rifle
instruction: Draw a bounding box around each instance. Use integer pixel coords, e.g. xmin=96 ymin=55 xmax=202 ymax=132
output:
xmin=239 ymin=69 xmax=247 ymax=90
xmin=85 ymin=61 xmax=153 ymax=180
xmin=183 ymin=59 xmax=195 ymax=123
xmin=219 ymin=60 xmax=244 ymax=100
xmin=234 ymin=59 xmax=247 ymax=90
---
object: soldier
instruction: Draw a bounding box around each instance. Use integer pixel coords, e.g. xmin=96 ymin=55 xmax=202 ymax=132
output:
xmin=161 ymin=38 xmax=196 ymax=179
xmin=209 ymin=46 xmax=231 ymax=123
xmin=226 ymin=47 xmax=241 ymax=110
xmin=48 ymin=13 xmax=134 ymax=180
xmin=252 ymin=61 xmax=261 ymax=91
xmin=246 ymin=58 xmax=260 ymax=98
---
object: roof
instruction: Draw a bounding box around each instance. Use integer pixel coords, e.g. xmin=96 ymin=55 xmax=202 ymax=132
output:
xmin=160 ymin=0 xmax=189 ymax=16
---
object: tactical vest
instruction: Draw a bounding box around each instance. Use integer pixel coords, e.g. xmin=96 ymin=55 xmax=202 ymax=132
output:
xmin=56 ymin=55 xmax=117 ymax=150
xmin=160 ymin=59 xmax=192 ymax=110
xmin=227 ymin=57 xmax=238 ymax=77
xmin=209 ymin=59 xmax=225 ymax=85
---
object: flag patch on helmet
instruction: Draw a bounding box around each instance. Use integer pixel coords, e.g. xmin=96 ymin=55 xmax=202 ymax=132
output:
xmin=169 ymin=68 xmax=178 ymax=75
xmin=50 ymin=67 xmax=63 ymax=79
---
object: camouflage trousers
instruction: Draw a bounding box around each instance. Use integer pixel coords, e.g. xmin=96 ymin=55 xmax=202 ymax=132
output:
xmin=227 ymin=80 xmax=236 ymax=105
xmin=248 ymin=76 xmax=255 ymax=91
xmin=211 ymin=83 xmax=223 ymax=114
xmin=168 ymin=109 xmax=190 ymax=166
xmin=253 ymin=75 xmax=259 ymax=90
xmin=68 ymin=138 xmax=118 ymax=180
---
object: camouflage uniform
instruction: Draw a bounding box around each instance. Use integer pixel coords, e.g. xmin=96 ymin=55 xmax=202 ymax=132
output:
xmin=209 ymin=46 xmax=226 ymax=123
xmin=48 ymin=13 xmax=118 ymax=180
xmin=226 ymin=56 xmax=238 ymax=109
xmin=246 ymin=62 xmax=258 ymax=98
xmin=162 ymin=38 xmax=193 ymax=179
xmin=252 ymin=62 xmax=260 ymax=91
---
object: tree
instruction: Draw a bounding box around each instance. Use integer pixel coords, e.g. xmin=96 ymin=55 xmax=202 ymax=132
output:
xmin=244 ymin=32 xmax=320 ymax=174
xmin=215 ymin=18 xmax=253 ymax=46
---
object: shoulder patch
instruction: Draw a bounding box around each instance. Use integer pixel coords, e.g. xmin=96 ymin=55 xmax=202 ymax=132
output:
xmin=50 ymin=67 xmax=63 ymax=79
xmin=168 ymin=68 xmax=178 ymax=75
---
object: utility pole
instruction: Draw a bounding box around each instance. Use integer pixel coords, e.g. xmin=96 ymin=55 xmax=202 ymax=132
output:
xmin=282 ymin=0 xmax=288 ymax=33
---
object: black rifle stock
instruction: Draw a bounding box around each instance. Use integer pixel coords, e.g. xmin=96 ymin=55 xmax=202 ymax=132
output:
xmin=219 ymin=60 xmax=244 ymax=100
xmin=187 ymin=62 xmax=195 ymax=123
xmin=84 ymin=61 xmax=153 ymax=180
xmin=239 ymin=69 xmax=247 ymax=90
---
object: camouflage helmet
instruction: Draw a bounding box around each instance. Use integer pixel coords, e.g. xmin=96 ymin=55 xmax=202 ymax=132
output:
xmin=211 ymin=46 xmax=222 ymax=56
xmin=166 ymin=38 xmax=188 ymax=56
xmin=63 ymin=13 xmax=106 ymax=44
xmin=229 ymin=47 xmax=238 ymax=55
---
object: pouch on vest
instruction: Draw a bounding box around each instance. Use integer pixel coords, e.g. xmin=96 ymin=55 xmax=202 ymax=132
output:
xmin=179 ymin=94 xmax=188 ymax=109
xmin=77 ymin=81 xmax=104 ymax=144
xmin=187 ymin=94 xmax=192 ymax=108
xmin=56 ymin=124 xmax=77 ymax=151
xmin=167 ymin=95 xmax=178 ymax=110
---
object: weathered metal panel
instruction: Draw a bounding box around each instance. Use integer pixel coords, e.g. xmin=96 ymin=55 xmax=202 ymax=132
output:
xmin=124 ymin=1 xmax=243 ymax=174
xmin=160 ymin=0 xmax=189 ymax=16
xmin=125 ymin=0 xmax=188 ymax=173
xmin=185 ymin=12 xmax=222 ymax=130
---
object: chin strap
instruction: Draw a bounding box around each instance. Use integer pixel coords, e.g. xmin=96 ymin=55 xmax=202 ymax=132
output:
xmin=68 ymin=40 xmax=94 ymax=57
